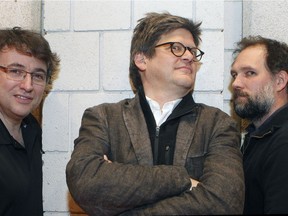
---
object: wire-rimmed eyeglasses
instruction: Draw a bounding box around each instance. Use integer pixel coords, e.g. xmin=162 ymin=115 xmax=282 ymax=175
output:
xmin=155 ymin=42 xmax=204 ymax=62
xmin=0 ymin=65 xmax=47 ymax=86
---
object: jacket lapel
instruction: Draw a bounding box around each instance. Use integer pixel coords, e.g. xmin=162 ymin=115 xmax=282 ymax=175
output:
xmin=123 ymin=95 xmax=153 ymax=166
xmin=173 ymin=113 xmax=197 ymax=166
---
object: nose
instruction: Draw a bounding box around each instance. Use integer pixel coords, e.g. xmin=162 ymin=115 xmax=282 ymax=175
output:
xmin=19 ymin=74 xmax=34 ymax=91
xmin=231 ymin=75 xmax=244 ymax=90
xmin=181 ymin=49 xmax=194 ymax=62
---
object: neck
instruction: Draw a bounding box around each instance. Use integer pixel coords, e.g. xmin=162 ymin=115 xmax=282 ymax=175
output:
xmin=143 ymin=88 xmax=189 ymax=109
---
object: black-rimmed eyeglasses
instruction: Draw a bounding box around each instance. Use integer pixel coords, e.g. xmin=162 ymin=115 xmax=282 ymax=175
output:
xmin=155 ymin=42 xmax=204 ymax=62
xmin=0 ymin=65 xmax=47 ymax=86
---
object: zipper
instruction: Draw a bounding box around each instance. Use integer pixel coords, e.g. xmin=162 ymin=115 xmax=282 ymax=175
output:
xmin=153 ymin=126 xmax=160 ymax=165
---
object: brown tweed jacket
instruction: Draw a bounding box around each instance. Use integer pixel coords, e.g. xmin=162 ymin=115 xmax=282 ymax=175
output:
xmin=66 ymin=94 xmax=244 ymax=215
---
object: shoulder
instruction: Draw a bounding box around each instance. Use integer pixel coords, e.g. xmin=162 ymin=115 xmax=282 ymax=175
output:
xmin=81 ymin=97 xmax=138 ymax=121
xmin=196 ymin=103 xmax=239 ymax=129
xmin=198 ymin=103 xmax=232 ymax=119
xmin=87 ymin=97 xmax=136 ymax=112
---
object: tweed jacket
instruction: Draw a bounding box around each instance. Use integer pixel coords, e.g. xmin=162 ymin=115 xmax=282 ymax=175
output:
xmin=66 ymin=94 xmax=244 ymax=215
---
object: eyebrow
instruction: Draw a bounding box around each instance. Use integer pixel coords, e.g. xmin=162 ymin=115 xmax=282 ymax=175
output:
xmin=231 ymin=65 xmax=256 ymax=72
xmin=7 ymin=63 xmax=25 ymax=68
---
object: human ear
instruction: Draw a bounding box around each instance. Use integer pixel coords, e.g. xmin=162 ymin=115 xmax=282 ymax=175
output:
xmin=276 ymin=70 xmax=288 ymax=92
xmin=134 ymin=53 xmax=146 ymax=71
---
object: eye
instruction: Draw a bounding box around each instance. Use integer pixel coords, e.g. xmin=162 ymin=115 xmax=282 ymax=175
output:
xmin=245 ymin=70 xmax=256 ymax=77
xmin=171 ymin=43 xmax=183 ymax=52
xmin=32 ymin=72 xmax=46 ymax=81
xmin=8 ymin=68 xmax=23 ymax=75
xmin=230 ymin=71 xmax=237 ymax=79
xmin=190 ymin=49 xmax=198 ymax=57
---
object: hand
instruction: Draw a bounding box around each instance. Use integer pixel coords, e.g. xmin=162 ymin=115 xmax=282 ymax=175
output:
xmin=104 ymin=155 xmax=112 ymax=163
xmin=190 ymin=178 xmax=199 ymax=190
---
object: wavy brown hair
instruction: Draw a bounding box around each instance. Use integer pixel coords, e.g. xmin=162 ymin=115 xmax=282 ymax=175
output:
xmin=0 ymin=27 xmax=60 ymax=96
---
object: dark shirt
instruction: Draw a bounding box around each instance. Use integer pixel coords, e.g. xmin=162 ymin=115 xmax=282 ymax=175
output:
xmin=0 ymin=114 xmax=43 ymax=216
xmin=139 ymin=88 xmax=197 ymax=165
xmin=242 ymin=104 xmax=288 ymax=214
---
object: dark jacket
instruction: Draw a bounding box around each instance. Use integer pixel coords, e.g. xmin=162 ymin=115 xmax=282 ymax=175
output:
xmin=0 ymin=114 xmax=43 ymax=216
xmin=242 ymin=104 xmax=288 ymax=214
xmin=66 ymin=93 xmax=244 ymax=215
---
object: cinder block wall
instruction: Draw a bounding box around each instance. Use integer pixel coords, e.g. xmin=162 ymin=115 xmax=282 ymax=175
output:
xmin=1 ymin=0 xmax=287 ymax=215
xmin=41 ymin=1 xmax=241 ymax=214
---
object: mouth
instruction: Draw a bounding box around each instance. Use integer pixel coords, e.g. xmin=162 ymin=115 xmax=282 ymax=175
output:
xmin=15 ymin=94 xmax=33 ymax=101
xmin=233 ymin=94 xmax=249 ymax=105
xmin=176 ymin=66 xmax=192 ymax=73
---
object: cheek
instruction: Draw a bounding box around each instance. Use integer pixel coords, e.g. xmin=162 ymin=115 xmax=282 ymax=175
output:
xmin=34 ymin=88 xmax=45 ymax=101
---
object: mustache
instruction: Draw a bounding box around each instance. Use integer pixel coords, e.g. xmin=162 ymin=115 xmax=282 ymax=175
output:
xmin=233 ymin=89 xmax=249 ymax=98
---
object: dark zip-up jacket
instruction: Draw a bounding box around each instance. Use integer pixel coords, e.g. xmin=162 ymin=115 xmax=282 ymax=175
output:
xmin=140 ymin=90 xmax=197 ymax=165
xmin=242 ymin=104 xmax=288 ymax=214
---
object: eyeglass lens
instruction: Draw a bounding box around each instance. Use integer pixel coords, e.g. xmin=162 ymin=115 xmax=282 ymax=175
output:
xmin=171 ymin=42 xmax=203 ymax=61
xmin=2 ymin=66 xmax=47 ymax=86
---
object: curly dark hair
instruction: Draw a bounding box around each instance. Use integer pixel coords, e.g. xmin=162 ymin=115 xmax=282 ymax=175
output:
xmin=233 ymin=35 xmax=288 ymax=78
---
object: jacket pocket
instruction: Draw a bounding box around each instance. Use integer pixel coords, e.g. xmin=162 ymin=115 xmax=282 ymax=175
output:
xmin=185 ymin=153 xmax=206 ymax=179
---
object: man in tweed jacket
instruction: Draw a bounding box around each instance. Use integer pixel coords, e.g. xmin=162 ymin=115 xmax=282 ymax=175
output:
xmin=66 ymin=12 xmax=244 ymax=215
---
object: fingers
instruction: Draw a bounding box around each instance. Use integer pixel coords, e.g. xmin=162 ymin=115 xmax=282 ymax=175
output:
xmin=104 ymin=155 xmax=112 ymax=163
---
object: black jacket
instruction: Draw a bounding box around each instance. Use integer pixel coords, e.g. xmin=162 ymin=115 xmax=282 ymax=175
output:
xmin=0 ymin=114 xmax=43 ymax=216
xmin=242 ymin=104 xmax=288 ymax=214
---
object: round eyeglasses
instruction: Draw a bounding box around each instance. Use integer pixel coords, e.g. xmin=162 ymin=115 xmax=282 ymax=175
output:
xmin=0 ymin=65 xmax=47 ymax=86
xmin=155 ymin=42 xmax=204 ymax=62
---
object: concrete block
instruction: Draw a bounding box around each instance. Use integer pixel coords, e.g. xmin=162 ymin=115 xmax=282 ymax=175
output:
xmin=74 ymin=0 xmax=131 ymax=30
xmin=134 ymin=0 xmax=193 ymax=27
xmin=42 ymin=93 xmax=69 ymax=152
xmin=43 ymin=152 xmax=70 ymax=211
xmin=195 ymin=30 xmax=224 ymax=91
xmin=196 ymin=0 xmax=224 ymax=29
xmin=224 ymin=50 xmax=233 ymax=100
xmin=243 ymin=0 xmax=288 ymax=44
xmin=43 ymin=0 xmax=70 ymax=31
xmin=194 ymin=92 xmax=224 ymax=110
xmin=102 ymin=31 xmax=132 ymax=91
xmin=0 ymin=1 xmax=41 ymax=31
xmin=224 ymin=0 xmax=242 ymax=49
xmin=45 ymin=32 xmax=100 ymax=91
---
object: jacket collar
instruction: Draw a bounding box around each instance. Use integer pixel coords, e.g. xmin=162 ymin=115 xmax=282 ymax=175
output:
xmin=138 ymin=87 xmax=197 ymax=122
xmin=123 ymin=89 xmax=200 ymax=166
xmin=248 ymin=104 xmax=288 ymax=137
xmin=0 ymin=114 xmax=38 ymax=149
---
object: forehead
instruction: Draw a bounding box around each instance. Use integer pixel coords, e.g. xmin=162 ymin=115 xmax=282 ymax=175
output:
xmin=232 ymin=45 xmax=268 ymax=70
xmin=0 ymin=47 xmax=47 ymax=70
xmin=158 ymin=28 xmax=195 ymax=44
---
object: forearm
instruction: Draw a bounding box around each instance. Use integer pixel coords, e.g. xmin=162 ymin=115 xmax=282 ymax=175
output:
xmin=67 ymin=153 xmax=191 ymax=215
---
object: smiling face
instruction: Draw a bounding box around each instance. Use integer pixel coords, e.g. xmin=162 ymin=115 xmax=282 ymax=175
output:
xmin=0 ymin=47 xmax=47 ymax=122
xmin=135 ymin=28 xmax=199 ymax=101
xmin=230 ymin=45 xmax=277 ymax=123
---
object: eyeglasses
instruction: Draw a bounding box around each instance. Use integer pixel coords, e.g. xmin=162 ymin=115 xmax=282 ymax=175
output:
xmin=0 ymin=65 xmax=47 ymax=86
xmin=155 ymin=42 xmax=204 ymax=62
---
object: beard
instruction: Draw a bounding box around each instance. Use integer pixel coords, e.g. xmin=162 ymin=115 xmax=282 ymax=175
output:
xmin=233 ymin=84 xmax=275 ymax=122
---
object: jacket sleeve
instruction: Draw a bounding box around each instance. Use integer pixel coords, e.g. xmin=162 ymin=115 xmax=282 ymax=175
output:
xmin=66 ymin=106 xmax=192 ymax=216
